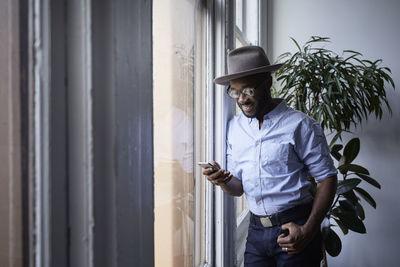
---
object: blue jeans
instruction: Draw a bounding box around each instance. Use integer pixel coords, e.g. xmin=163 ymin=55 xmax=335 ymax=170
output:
xmin=244 ymin=214 xmax=323 ymax=267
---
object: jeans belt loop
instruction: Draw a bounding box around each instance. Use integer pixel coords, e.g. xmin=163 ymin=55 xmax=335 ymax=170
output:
xmin=260 ymin=216 xmax=273 ymax=227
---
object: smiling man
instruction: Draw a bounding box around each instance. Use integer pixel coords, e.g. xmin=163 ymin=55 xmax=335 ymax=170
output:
xmin=203 ymin=46 xmax=338 ymax=267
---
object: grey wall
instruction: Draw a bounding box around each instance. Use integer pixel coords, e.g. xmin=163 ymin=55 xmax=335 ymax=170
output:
xmin=268 ymin=1 xmax=400 ymax=266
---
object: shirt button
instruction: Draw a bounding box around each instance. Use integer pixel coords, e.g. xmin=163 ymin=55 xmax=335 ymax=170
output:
xmin=255 ymin=140 xmax=260 ymax=146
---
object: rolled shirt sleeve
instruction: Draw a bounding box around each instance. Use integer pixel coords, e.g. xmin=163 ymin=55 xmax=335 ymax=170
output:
xmin=294 ymin=119 xmax=338 ymax=182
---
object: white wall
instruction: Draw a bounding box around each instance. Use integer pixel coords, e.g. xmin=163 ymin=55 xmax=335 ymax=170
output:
xmin=268 ymin=1 xmax=400 ymax=266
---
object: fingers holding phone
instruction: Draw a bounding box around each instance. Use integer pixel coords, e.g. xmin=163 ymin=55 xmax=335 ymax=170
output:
xmin=198 ymin=161 xmax=232 ymax=186
xmin=198 ymin=161 xmax=220 ymax=174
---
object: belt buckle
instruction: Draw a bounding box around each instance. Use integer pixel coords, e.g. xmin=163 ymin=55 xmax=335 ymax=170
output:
xmin=260 ymin=216 xmax=273 ymax=227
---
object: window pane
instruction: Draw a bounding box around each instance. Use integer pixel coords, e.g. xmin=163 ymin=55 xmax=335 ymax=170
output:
xmin=235 ymin=0 xmax=243 ymax=31
xmin=235 ymin=0 xmax=260 ymax=46
xmin=153 ymin=1 xmax=200 ymax=266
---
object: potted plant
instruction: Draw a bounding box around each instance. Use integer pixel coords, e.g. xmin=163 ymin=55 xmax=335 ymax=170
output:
xmin=273 ymin=36 xmax=395 ymax=266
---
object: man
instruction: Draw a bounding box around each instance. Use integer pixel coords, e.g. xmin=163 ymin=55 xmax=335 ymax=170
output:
xmin=203 ymin=46 xmax=337 ymax=267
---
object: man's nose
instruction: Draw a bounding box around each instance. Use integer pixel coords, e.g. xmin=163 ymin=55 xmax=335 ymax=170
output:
xmin=237 ymin=92 xmax=248 ymax=104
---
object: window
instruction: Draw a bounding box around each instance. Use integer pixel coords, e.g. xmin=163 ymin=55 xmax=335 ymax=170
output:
xmin=153 ymin=1 xmax=207 ymax=266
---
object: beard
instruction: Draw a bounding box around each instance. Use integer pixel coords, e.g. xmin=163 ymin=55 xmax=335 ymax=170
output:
xmin=238 ymin=92 xmax=269 ymax=118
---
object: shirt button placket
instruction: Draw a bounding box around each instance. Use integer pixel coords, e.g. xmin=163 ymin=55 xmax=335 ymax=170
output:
xmin=256 ymin=139 xmax=262 ymax=207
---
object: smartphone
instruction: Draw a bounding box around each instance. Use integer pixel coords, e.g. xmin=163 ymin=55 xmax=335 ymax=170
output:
xmin=198 ymin=162 xmax=220 ymax=171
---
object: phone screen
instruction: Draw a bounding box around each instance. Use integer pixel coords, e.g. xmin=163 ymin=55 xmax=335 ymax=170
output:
xmin=198 ymin=162 xmax=219 ymax=171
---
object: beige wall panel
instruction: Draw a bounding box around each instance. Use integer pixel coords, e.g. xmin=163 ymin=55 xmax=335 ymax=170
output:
xmin=154 ymin=0 xmax=196 ymax=266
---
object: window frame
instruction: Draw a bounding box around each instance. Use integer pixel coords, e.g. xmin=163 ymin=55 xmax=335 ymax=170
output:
xmin=212 ymin=1 xmax=267 ymax=266
xmin=212 ymin=1 xmax=236 ymax=267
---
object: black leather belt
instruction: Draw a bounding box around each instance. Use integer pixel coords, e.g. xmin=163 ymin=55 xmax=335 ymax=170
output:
xmin=250 ymin=202 xmax=312 ymax=228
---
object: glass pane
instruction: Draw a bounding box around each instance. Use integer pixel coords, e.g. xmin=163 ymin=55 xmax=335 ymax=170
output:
xmin=243 ymin=0 xmax=260 ymax=45
xmin=235 ymin=0 xmax=243 ymax=32
xmin=235 ymin=0 xmax=260 ymax=46
xmin=153 ymin=1 xmax=202 ymax=266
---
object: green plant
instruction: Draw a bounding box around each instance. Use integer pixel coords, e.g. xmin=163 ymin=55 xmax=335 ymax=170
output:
xmin=273 ymin=36 xmax=395 ymax=261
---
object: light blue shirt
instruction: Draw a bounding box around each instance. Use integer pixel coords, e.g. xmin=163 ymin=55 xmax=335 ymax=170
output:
xmin=226 ymin=99 xmax=337 ymax=216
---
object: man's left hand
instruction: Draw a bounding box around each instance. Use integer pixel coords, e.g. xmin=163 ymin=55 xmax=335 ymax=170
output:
xmin=276 ymin=222 xmax=316 ymax=254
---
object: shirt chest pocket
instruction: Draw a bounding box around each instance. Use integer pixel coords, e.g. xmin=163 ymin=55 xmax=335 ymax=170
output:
xmin=261 ymin=142 xmax=291 ymax=174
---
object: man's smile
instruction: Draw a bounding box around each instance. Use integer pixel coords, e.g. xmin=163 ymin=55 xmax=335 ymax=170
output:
xmin=241 ymin=103 xmax=253 ymax=111
xmin=239 ymin=101 xmax=257 ymax=116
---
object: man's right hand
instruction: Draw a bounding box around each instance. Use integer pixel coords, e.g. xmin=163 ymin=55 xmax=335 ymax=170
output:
xmin=202 ymin=161 xmax=233 ymax=186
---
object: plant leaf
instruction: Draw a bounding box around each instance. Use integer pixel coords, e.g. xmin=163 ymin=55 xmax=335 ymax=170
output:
xmin=342 ymin=190 xmax=359 ymax=205
xmin=343 ymin=138 xmax=360 ymax=164
xmin=354 ymin=187 xmax=377 ymax=208
xmin=334 ymin=209 xmax=367 ymax=233
xmin=355 ymin=173 xmax=381 ymax=189
xmin=338 ymin=156 xmax=347 ymax=170
xmin=337 ymin=178 xmax=361 ymax=195
xmin=343 ymin=49 xmax=363 ymax=56
xmin=330 ymin=144 xmax=343 ymax=161
xmin=338 ymin=164 xmax=370 ymax=175
xmin=331 ymin=150 xmax=342 ymax=161
xmin=329 ymin=131 xmax=342 ymax=148
xmin=339 ymin=200 xmax=356 ymax=213
xmin=290 ymin=37 xmax=302 ymax=51
xmin=323 ymin=227 xmax=342 ymax=257
xmin=355 ymin=202 xmax=365 ymax=220
xmin=331 ymin=144 xmax=343 ymax=153
xmin=333 ymin=218 xmax=348 ymax=235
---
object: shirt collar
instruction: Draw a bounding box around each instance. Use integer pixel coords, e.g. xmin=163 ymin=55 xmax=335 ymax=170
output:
xmin=246 ymin=98 xmax=287 ymax=124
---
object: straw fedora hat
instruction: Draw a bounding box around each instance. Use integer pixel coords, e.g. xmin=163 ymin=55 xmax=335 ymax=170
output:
xmin=213 ymin=46 xmax=283 ymax=85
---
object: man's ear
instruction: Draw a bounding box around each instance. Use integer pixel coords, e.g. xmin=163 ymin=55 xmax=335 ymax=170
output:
xmin=264 ymin=77 xmax=273 ymax=98
xmin=265 ymin=77 xmax=273 ymax=89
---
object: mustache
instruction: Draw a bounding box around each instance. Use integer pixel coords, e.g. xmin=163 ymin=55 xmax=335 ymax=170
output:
xmin=239 ymin=100 xmax=253 ymax=106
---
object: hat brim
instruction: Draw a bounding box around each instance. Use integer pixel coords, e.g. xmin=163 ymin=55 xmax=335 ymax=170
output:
xmin=213 ymin=63 xmax=283 ymax=85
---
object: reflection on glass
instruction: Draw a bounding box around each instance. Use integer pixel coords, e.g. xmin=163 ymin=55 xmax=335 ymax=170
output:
xmin=153 ymin=1 xmax=197 ymax=266
xmin=235 ymin=0 xmax=243 ymax=32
